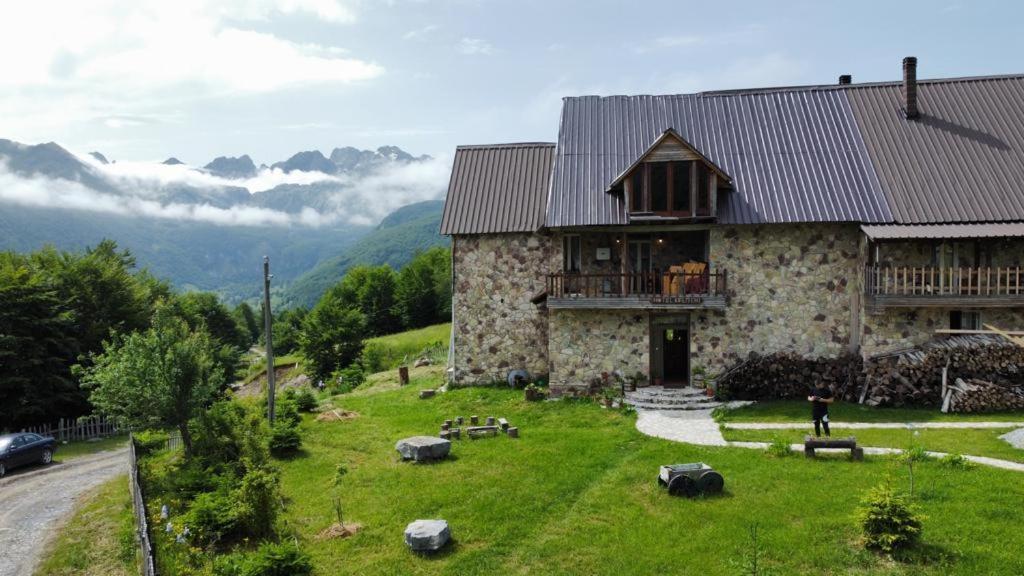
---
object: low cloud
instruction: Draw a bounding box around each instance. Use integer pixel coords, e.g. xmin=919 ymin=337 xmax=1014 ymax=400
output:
xmin=0 ymin=151 xmax=451 ymax=228
xmin=458 ymin=37 xmax=493 ymax=56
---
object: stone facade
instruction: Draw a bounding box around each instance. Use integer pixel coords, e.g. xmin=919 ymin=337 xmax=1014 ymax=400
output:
xmin=690 ymin=223 xmax=863 ymax=376
xmin=548 ymin=309 xmax=649 ymax=393
xmin=450 ymin=233 xmax=553 ymax=385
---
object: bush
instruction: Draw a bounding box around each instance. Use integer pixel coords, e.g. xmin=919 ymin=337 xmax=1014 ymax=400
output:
xmin=294 ymin=387 xmax=317 ymax=412
xmin=856 ymin=483 xmax=924 ymax=554
xmin=330 ymin=364 xmax=365 ymax=394
xmin=274 ymin=398 xmax=301 ymax=428
xmin=242 ymin=542 xmax=313 ymax=576
xmin=360 ymin=341 xmax=387 ymax=373
xmin=766 ymin=436 xmax=792 ymax=458
xmin=133 ymin=430 xmax=169 ymax=455
xmin=236 ymin=468 xmax=279 ymax=539
xmin=939 ymin=453 xmax=974 ymax=469
xmin=191 ymin=401 xmax=270 ymax=474
xmin=186 ymin=488 xmax=240 ymax=545
xmin=269 ymin=422 xmax=301 ymax=456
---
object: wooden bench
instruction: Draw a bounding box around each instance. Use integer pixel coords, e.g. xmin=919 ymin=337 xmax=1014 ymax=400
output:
xmin=804 ymin=436 xmax=863 ymax=461
xmin=466 ymin=425 xmax=499 ymax=439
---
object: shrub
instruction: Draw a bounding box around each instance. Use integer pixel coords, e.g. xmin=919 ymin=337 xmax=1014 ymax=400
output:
xmin=294 ymin=387 xmax=317 ymax=412
xmin=766 ymin=436 xmax=792 ymax=458
xmin=360 ymin=341 xmax=387 ymax=373
xmin=939 ymin=453 xmax=974 ymax=469
xmin=133 ymin=430 xmax=169 ymax=455
xmin=275 ymin=398 xmax=301 ymax=428
xmin=191 ymin=401 xmax=270 ymax=474
xmin=236 ymin=468 xmax=279 ymax=539
xmin=330 ymin=364 xmax=365 ymax=394
xmin=186 ymin=489 xmax=240 ymax=545
xmin=333 ymin=462 xmax=348 ymax=486
xmin=856 ymin=483 xmax=924 ymax=554
xmin=242 ymin=542 xmax=313 ymax=576
xmin=269 ymin=422 xmax=301 ymax=456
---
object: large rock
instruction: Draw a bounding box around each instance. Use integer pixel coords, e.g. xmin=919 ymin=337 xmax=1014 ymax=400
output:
xmin=395 ymin=436 xmax=451 ymax=462
xmin=404 ymin=519 xmax=451 ymax=552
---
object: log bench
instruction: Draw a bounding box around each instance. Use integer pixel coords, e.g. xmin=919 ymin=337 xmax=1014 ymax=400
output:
xmin=466 ymin=425 xmax=499 ymax=439
xmin=804 ymin=436 xmax=863 ymax=461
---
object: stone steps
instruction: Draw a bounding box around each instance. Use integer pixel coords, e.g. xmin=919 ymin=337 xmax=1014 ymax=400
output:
xmin=624 ymin=386 xmax=723 ymax=411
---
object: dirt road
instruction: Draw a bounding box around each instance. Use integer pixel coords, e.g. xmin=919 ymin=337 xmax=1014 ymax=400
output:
xmin=0 ymin=448 xmax=128 ymax=576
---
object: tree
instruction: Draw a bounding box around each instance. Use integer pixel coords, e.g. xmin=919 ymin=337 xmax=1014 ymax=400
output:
xmin=332 ymin=265 xmax=400 ymax=336
xmin=82 ymin=304 xmax=224 ymax=456
xmin=299 ymin=294 xmax=365 ymax=382
xmin=268 ymin=307 xmax=307 ymax=355
xmin=395 ymin=247 xmax=451 ymax=329
xmin=176 ymin=292 xmax=247 ymax=382
xmin=0 ymin=253 xmax=82 ymax=429
xmin=233 ymin=302 xmax=260 ymax=344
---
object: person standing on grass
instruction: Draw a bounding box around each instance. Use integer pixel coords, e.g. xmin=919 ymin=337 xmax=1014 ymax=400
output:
xmin=808 ymin=385 xmax=834 ymax=437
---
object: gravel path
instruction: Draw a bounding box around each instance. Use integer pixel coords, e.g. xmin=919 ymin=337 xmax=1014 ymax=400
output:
xmin=635 ymin=410 xmax=1024 ymax=473
xmin=0 ymin=448 xmax=128 ymax=576
xmin=1000 ymin=428 xmax=1024 ymax=449
xmin=726 ymin=421 xmax=1024 ymax=430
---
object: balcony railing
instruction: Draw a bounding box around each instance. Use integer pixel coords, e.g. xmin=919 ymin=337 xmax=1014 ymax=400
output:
xmin=866 ymin=265 xmax=1024 ymax=307
xmin=546 ymin=270 xmax=727 ymax=306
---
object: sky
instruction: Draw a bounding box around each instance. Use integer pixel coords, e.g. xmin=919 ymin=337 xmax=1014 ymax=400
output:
xmin=1 ymin=0 xmax=1022 ymax=165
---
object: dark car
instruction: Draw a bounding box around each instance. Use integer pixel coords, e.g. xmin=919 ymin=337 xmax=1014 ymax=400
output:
xmin=0 ymin=432 xmax=58 ymax=477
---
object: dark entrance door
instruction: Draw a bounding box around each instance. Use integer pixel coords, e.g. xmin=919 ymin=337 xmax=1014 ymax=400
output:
xmin=662 ymin=328 xmax=689 ymax=387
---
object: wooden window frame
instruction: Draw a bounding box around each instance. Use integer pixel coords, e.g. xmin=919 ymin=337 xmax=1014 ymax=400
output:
xmin=563 ymin=234 xmax=582 ymax=273
xmin=626 ymin=160 xmax=718 ymax=219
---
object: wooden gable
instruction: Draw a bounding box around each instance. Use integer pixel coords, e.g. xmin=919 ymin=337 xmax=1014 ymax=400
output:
xmin=606 ymin=129 xmax=732 ymax=192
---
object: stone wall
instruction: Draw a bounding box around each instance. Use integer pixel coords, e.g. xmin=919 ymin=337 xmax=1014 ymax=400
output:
xmin=690 ymin=223 xmax=863 ymax=376
xmin=862 ymin=307 xmax=1024 ymax=357
xmin=450 ymin=233 xmax=553 ymax=385
xmin=548 ymin=309 xmax=649 ymax=393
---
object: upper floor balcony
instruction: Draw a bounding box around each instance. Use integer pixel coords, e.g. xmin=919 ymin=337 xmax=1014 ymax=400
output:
xmin=866 ymin=265 xmax=1024 ymax=308
xmin=546 ymin=268 xmax=728 ymax=310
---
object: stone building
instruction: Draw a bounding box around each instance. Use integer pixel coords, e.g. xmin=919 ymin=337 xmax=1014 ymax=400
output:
xmin=440 ymin=58 xmax=1024 ymax=395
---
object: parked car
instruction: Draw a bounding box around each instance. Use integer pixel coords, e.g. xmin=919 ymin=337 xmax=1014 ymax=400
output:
xmin=0 ymin=433 xmax=58 ymax=477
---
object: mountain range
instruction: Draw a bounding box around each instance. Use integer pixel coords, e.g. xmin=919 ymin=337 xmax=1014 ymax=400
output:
xmin=0 ymin=138 xmax=448 ymax=307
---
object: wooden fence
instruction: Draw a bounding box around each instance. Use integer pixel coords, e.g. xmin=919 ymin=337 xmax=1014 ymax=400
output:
xmin=867 ymin=265 xmax=1024 ymax=297
xmin=15 ymin=416 xmax=121 ymax=441
xmin=166 ymin=430 xmax=183 ymax=451
xmin=128 ymin=435 xmax=158 ymax=576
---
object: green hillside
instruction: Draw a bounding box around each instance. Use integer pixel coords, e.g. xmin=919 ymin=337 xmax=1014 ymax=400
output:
xmin=280 ymin=200 xmax=448 ymax=308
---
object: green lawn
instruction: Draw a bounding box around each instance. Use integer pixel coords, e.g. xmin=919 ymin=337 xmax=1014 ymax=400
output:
xmin=273 ymin=372 xmax=1024 ymax=575
xmin=55 ymin=435 xmax=128 ymax=462
xmin=34 ymin=475 xmax=137 ymax=576
xmin=717 ymin=400 xmax=1024 ymax=424
xmin=721 ymin=427 xmax=1024 ymax=463
xmin=363 ymin=323 xmax=450 ymax=370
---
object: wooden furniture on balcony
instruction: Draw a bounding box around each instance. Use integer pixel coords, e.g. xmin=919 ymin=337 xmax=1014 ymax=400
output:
xmin=546 ymin=269 xmax=727 ymax=310
xmin=866 ymin=265 xmax=1024 ymax=308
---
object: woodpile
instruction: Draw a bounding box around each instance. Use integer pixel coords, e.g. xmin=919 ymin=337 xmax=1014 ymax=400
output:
xmin=943 ymin=377 xmax=1024 ymax=413
xmin=716 ymin=352 xmax=864 ymax=401
xmin=863 ymin=335 xmax=1024 ymax=409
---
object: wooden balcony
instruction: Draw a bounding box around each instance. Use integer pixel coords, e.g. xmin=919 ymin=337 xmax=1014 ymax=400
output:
xmin=545 ymin=270 xmax=727 ymax=310
xmin=866 ymin=265 xmax=1024 ymax=308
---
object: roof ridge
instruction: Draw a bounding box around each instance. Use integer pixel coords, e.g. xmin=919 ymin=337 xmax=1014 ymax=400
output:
xmin=563 ymin=73 xmax=1024 ymax=101
xmin=456 ymin=142 xmax=555 ymax=150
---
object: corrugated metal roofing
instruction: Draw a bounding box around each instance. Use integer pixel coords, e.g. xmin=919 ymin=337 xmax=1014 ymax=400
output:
xmin=862 ymin=222 xmax=1024 ymax=240
xmin=546 ymin=91 xmax=893 ymax=227
xmin=847 ymin=75 xmax=1024 ymax=224
xmin=440 ymin=143 xmax=555 ymax=235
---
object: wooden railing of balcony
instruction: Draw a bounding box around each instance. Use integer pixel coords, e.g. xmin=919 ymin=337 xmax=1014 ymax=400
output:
xmin=866 ymin=265 xmax=1024 ymax=297
xmin=547 ymin=270 xmax=727 ymax=300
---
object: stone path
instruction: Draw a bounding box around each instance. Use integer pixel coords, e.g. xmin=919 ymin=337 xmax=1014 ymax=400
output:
xmin=634 ymin=408 xmax=1024 ymax=473
xmin=727 ymin=421 xmax=1024 ymax=430
xmin=1000 ymin=428 xmax=1024 ymax=449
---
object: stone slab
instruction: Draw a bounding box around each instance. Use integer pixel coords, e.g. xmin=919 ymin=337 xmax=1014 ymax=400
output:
xmin=396 ymin=436 xmax=451 ymax=461
xmin=404 ymin=519 xmax=450 ymax=552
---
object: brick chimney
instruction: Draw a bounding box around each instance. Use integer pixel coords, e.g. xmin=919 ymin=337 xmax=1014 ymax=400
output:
xmin=902 ymin=56 xmax=919 ymax=119
xmin=838 ymin=74 xmax=852 ymax=85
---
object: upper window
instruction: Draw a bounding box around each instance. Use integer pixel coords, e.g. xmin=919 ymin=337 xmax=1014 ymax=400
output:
xmin=625 ymin=160 xmax=715 ymax=217
xmin=563 ymin=235 xmax=581 ymax=273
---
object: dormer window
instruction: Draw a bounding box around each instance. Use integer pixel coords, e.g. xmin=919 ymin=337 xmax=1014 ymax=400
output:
xmin=624 ymin=160 xmax=715 ymax=217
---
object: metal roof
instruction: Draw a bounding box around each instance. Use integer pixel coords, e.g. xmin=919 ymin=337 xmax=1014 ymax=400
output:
xmin=546 ymin=91 xmax=892 ymax=227
xmin=847 ymin=75 xmax=1024 ymax=224
xmin=862 ymin=222 xmax=1024 ymax=240
xmin=440 ymin=143 xmax=555 ymax=235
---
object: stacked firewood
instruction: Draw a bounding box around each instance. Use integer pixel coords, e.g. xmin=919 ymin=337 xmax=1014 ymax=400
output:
xmin=943 ymin=377 xmax=1024 ymax=413
xmin=862 ymin=335 xmax=1024 ymax=409
xmin=716 ymin=352 xmax=864 ymax=401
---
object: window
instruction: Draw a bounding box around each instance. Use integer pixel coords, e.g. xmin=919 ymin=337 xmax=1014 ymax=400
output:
xmin=949 ymin=310 xmax=981 ymax=331
xmin=563 ymin=235 xmax=581 ymax=273
xmin=696 ymin=164 xmax=711 ymax=215
xmin=650 ymin=163 xmax=668 ymax=212
xmin=629 ymin=170 xmax=644 ymax=212
xmin=671 ymin=161 xmax=690 ymax=213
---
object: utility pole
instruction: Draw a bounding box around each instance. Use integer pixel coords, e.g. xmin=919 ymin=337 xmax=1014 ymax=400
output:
xmin=263 ymin=256 xmax=276 ymax=424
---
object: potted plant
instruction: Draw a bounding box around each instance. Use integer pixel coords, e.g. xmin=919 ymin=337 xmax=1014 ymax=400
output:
xmin=691 ymin=365 xmax=706 ymax=389
xmin=600 ymin=387 xmax=619 ymax=408
xmin=525 ymin=383 xmax=546 ymax=402
xmin=704 ymin=374 xmax=718 ymax=397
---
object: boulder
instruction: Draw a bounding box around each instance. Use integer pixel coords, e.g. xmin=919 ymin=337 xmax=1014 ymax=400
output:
xmin=404 ymin=519 xmax=450 ymax=552
xmin=395 ymin=436 xmax=451 ymax=462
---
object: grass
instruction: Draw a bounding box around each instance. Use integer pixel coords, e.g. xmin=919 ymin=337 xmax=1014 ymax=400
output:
xmin=34 ymin=474 xmax=137 ymax=576
xmin=55 ymin=435 xmax=128 ymax=462
xmin=716 ymin=400 xmax=1024 ymax=424
xmin=722 ymin=427 xmax=1024 ymax=463
xmin=363 ymin=323 xmax=450 ymax=371
xmin=240 ymin=352 xmax=303 ymax=385
xmin=270 ymin=369 xmax=1024 ymax=575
